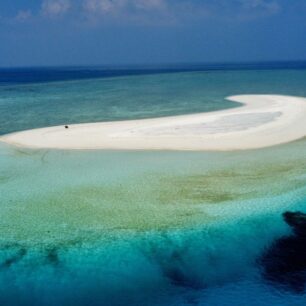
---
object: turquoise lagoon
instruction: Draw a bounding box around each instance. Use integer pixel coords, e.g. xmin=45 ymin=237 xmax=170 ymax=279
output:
xmin=1 ymin=67 xmax=306 ymax=305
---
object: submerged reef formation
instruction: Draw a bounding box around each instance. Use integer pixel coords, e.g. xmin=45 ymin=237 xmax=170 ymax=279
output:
xmin=261 ymin=211 xmax=306 ymax=293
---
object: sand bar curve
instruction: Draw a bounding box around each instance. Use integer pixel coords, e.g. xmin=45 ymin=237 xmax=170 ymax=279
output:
xmin=1 ymin=95 xmax=306 ymax=151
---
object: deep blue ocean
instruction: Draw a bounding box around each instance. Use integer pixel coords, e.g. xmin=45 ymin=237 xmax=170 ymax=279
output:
xmin=1 ymin=62 xmax=306 ymax=306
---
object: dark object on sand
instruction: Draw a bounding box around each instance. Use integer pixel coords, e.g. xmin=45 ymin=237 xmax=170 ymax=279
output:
xmin=65 ymin=125 xmax=69 ymax=129
xmin=260 ymin=211 xmax=306 ymax=293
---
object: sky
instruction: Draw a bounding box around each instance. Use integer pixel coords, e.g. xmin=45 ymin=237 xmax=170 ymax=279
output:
xmin=0 ymin=0 xmax=306 ymax=67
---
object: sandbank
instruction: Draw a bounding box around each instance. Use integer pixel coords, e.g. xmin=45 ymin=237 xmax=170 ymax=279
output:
xmin=1 ymin=95 xmax=306 ymax=151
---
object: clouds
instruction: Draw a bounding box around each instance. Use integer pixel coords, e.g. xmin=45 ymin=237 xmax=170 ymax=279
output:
xmin=238 ymin=0 xmax=281 ymax=16
xmin=41 ymin=0 xmax=71 ymax=17
xmin=2 ymin=0 xmax=284 ymax=26
xmin=14 ymin=10 xmax=32 ymax=23
xmin=78 ymin=0 xmax=284 ymax=25
xmin=82 ymin=0 xmax=120 ymax=14
xmin=82 ymin=0 xmax=167 ymax=14
xmin=80 ymin=0 xmax=172 ymax=25
xmin=240 ymin=0 xmax=280 ymax=11
xmin=133 ymin=0 xmax=167 ymax=11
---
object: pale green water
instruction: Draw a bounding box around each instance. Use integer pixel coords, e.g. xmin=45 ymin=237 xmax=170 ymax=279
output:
xmin=1 ymin=68 xmax=306 ymax=305
xmin=1 ymin=138 xmax=306 ymax=305
xmin=1 ymin=139 xmax=306 ymax=239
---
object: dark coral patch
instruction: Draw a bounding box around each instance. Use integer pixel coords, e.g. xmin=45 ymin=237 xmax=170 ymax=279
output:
xmin=260 ymin=211 xmax=306 ymax=293
xmin=46 ymin=248 xmax=61 ymax=266
xmin=0 ymin=247 xmax=27 ymax=269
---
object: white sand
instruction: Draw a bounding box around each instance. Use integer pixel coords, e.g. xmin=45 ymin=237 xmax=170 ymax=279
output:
xmin=1 ymin=95 xmax=306 ymax=151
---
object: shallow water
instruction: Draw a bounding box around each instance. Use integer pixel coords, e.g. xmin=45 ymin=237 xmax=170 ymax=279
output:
xmin=1 ymin=138 xmax=306 ymax=305
xmin=1 ymin=67 xmax=306 ymax=305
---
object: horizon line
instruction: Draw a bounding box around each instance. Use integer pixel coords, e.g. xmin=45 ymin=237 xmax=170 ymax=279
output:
xmin=1 ymin=59 xmax=306 ymax=70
